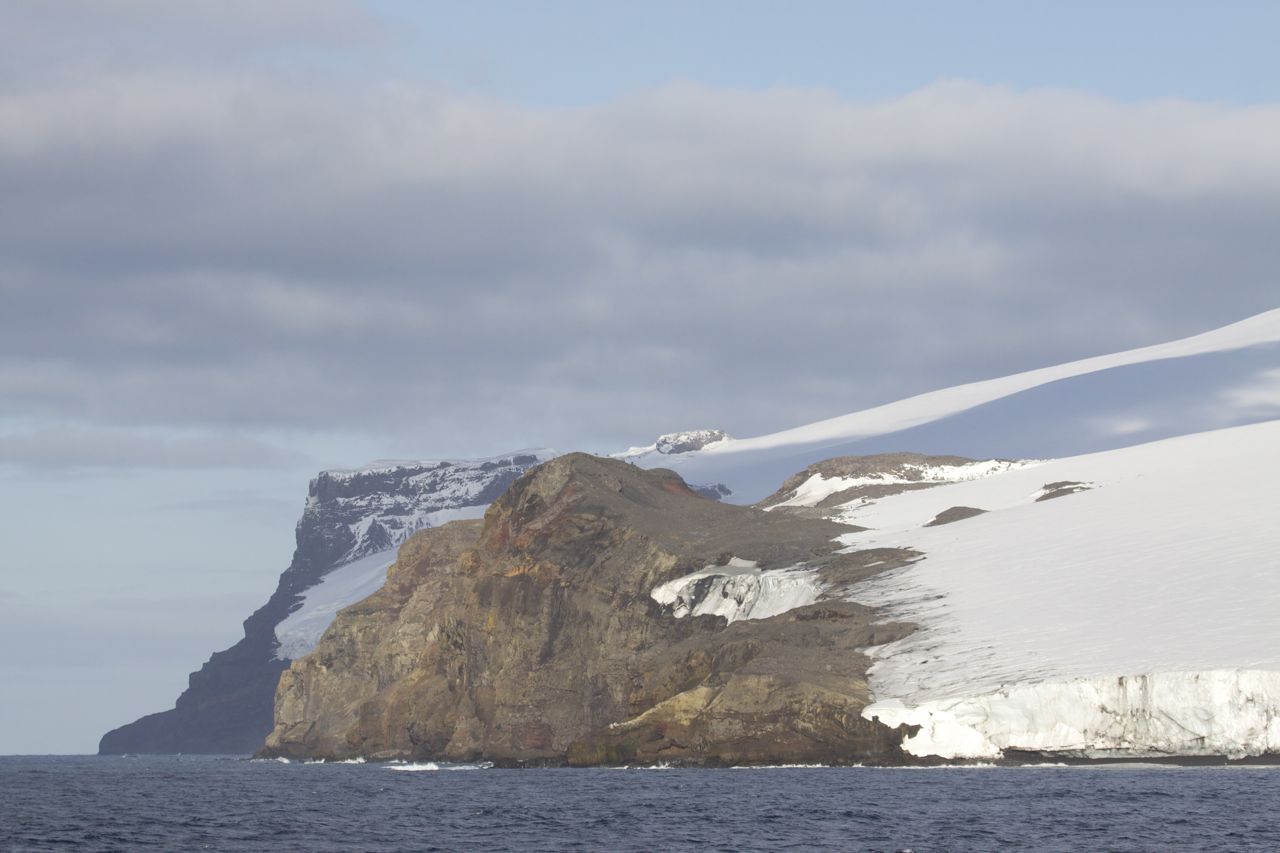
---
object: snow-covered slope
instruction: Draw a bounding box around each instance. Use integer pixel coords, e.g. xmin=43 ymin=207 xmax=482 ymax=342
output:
xmin=834 ymin=420 xmax=1280 ymax=760
xmin=624 ymin=309 xmax=1280 ymax=502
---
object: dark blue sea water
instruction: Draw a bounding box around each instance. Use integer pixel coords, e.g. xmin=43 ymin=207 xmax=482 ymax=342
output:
xmin=3 ymin=756 xmax=1280 ymax=852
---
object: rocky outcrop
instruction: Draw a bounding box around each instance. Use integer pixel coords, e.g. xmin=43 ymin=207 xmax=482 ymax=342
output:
xmin=760 ymin=453 xmax=979 ymax=510
xmin=924 ymin=506 xmax=988 ymax=527
xmin=98 ymin=451 xmax=549 ymax=755
xmin=260 ymin=453 xmax=916 ymax=766
xmin=756 ymin=453 xmax=1036 ymax=522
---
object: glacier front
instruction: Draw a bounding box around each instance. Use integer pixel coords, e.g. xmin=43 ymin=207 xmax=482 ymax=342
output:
xmin=865 ymin=671 xmax=1280 ymax=760
xmin=836 ymin=419 xmax=1280 ymax=761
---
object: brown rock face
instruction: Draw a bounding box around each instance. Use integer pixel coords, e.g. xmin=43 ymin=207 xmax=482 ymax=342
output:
xmin=259 ymin=453 xmax=915 ymax=766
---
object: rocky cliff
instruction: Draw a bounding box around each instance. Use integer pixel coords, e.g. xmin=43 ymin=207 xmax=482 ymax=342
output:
xmin=99 ymin=451 xmax=549 ymax=755
xmin=260 ymin=453 xmax=917 ymax=766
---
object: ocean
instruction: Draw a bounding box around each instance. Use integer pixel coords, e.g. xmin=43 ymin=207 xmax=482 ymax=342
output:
xmin=3 ymin=755 xmax=1279 ymax=851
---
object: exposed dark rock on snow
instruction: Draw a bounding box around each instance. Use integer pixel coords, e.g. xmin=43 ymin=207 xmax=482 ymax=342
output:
xmin=925 ymin=506 xmax=988 ymax=527
xmin=759 ymin=453 xmax=980 ymax=512
xmin=1035 ymin=481 xmax=1095 ymax=502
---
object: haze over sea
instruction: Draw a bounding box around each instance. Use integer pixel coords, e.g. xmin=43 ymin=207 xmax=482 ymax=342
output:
xmin=3 ymin=756 xmax=1280 ymax=852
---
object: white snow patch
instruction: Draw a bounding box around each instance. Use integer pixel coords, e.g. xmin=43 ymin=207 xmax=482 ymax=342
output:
xmin=651 ymin=557 xmax=823 ymax=623
xmin=840 ymin=419 xmax=1280 ymax=759
xmin=274 ymin=549 xmax=398 ymax=660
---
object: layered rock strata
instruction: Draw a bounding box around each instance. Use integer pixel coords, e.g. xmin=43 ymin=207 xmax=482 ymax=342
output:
xmin=260 ymin=454 xmax=916 ymax=766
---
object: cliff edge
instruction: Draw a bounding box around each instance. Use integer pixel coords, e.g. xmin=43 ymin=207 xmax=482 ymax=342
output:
xmin=259 ymin=453 xmax=915 ymax=766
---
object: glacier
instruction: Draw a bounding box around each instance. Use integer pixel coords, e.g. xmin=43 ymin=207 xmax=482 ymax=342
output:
xmin=836 ymin=419 xmax=1280 ymax=760
xmin=864 ymin=671 xmax=1280 ymax=760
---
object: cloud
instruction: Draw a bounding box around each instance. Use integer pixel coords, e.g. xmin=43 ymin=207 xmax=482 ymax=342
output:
xmin=1221 ymin=367 xmax=1280 ymax=414
xmin=1088 ymin=416 xmax=1155 ymax=437
xmin=0 ymin=0 xmax=382 ymax=86
xmin=1 ymin=69 xmax=1278 ymax=456
xmin=154 ymin=488 xmax=299 ymax=513
xmin=0 ymin=427 xmax=307 ymax=470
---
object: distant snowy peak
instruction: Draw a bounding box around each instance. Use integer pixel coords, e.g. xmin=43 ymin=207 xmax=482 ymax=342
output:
xmin=613 ymin=428 xmax=732 ymax=461
xmin=306 ymin=449 xmax=555 ymax=566
xmin=613 ymin=430 xmax=735 ymax=499
xmin=654 ymin=429 xmax=732 ymax=455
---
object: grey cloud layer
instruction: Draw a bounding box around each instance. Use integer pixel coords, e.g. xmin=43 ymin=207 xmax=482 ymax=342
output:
xmin=0 ymin=428 xmax=305 ymax=470
xmin=3 ymin=73 xmax=1279 ymax=457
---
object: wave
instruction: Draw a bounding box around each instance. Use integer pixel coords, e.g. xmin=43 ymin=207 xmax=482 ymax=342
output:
xmin=387 ymin=761 xmax=492 ymax=772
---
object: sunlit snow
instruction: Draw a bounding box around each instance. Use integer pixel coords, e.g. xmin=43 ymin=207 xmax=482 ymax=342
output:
xmin=837 ymin=419 xmax=1280 ymax=759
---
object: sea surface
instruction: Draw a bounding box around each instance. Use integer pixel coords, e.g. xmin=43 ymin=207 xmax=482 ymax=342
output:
xmin=3 ymin=756 xmax=1280 ymax=852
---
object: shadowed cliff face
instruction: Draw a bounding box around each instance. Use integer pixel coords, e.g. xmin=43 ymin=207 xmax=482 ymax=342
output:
xmin=98 ymin=453 xmax=546 ymax=756
xmin=260 ymin=453 xmax=916 ymax=766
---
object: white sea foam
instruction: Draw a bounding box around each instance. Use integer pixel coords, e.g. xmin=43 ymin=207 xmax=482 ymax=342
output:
xmin=386 ymin=762 xmax=492 ymax=772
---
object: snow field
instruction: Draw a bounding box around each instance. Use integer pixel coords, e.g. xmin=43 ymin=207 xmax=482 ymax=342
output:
xmin=838 ymin=419 xmax=1280 ymax=759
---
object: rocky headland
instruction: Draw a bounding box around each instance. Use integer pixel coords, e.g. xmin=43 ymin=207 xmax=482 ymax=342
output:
xmin=259 ymin=453 xmax=917 ymax=766
xmin=99 ymin=452 xmax=547 ymax=755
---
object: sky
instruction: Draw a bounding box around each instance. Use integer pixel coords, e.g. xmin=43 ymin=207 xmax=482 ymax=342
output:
xmin=1 ymin=0 xmax=1279 ymax=754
